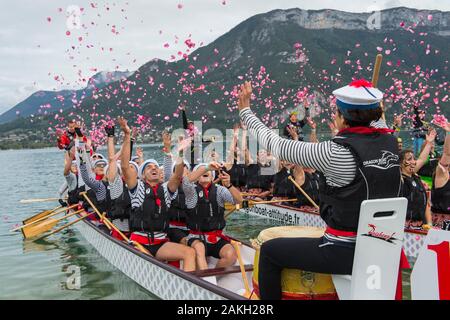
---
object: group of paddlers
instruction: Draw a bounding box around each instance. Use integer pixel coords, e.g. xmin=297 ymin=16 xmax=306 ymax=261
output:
xmin=54 ymin=78 xmax=449 ymax=300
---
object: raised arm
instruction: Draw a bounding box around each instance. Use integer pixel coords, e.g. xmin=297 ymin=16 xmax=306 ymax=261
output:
xmin=105 ymin=125 xmax=121 ymax=183
xmin=188 ymin=162 xmax=222 ymax=183
xmin=167 ymin=158 xmax=184 ymax=193
xmin=415 ymin=129 xmax=436 ymax=173
xmin=64 ymin=151 xmax=72 ymax=176
xmin=162 ymin=131 xmax=173 ymax=182
xmin=434 ymin=121 xmax=450 ymax=188
xmin=238 ymin=82 xmax=339 ymax=174
xmin=218 ymin=171 xmax=242 ymax=205
xmin=118 ymin=117 xmax=137 ymax=190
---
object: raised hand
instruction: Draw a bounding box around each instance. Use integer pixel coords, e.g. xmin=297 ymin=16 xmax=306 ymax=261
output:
xmin=104 ymin=124 xmax=115 ymax=137
xmin=208 ymin=161 xmax=223 ymax=171
xmin=117 ymin=116 xmax=131 ymax=135
xmin=136 ymin=146 xmax=144 ymax=159
xmin=286 ymin=125 xmax=299 ymax=141
xmin=132 ymin=126 xmax=139 ymax=140
xmin=306 ymin=117 xmax=316 ymax=129
xmin=426 ymin=128 xmax=437 ymax=143
xmin=219 ymin=170 xmax=231 ymax=187
xmin=238 ymin=81 xmax=252 ymax=111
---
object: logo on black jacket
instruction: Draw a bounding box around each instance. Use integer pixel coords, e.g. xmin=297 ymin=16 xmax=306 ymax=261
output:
xmin=362 ymin=224 xmax=400 ymax=244
xmin=363 ymin=150 xmax=399 ymax=170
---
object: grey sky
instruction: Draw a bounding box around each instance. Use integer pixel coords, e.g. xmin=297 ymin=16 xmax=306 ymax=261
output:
xmin=0 ymin=0 xmax=448 ymax=115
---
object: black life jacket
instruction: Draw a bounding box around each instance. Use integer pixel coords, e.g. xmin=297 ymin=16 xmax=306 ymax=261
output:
xmin=296 ymin=172 xmax=320 ymax=206
xmin=168 ymin=186 xmax=188 ymax=223
xmin=187 ymin=184 xmax=225 ymax=232
xmin=319 ymin=130 xmax=402 ymax=232
xmin=67 ymin=175 xmax=85 ymax=205
xmin=273 ymin=168 xmax=297 ymax=198
xmin=246 ymin=163 xmax=274 ymax=190
xmin=402 ymin=174 xmax=427 ymax=222
xmin=431 ymin=178 xmax=450 ymax=214
xmin=225 ymin=163 xmax=248 ymax=187
xmin=83 ymin=181 xmax=111 ymax=214
xmin=108 ymin=181 xmax=131 ymax=221
xmin=129 ymin=184 xmax=169 ymax=235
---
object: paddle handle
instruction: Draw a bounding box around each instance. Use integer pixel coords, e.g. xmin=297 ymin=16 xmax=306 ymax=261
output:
xmin=11 ymin=204 xmax=78 ymax=232
xmin=251 ymin=198 xmax=298 ymax=206
xmin=288 ymin=176 xmax=319 ymax=209
xmin=231 ymin=240 xmax=252 ymax=298
xmin=20 ymin=197 xmax=67 ymax=204
xmin=372 ymin=54 xmax=383 ymax=87
xmin=81 ymin=192 xmax=151 ymax=255
xmin=37 ymin=211 xmax=90 ymax=240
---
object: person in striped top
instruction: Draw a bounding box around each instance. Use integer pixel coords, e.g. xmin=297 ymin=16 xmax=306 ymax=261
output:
xmin=237 ymin=79 xmax=402 ymax=300
xmin=118 ymin=117 xmax=196 ymax=272
xmin=182 ymin=162 xmax=243 ymax=270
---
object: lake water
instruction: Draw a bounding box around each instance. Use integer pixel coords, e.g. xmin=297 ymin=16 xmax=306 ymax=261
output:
xmin=0 ymin=133 xmax=421 ymax=299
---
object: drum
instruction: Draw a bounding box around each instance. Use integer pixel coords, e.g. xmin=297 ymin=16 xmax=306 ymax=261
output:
xmin=251 ymin=226 xmax=338 ymax=300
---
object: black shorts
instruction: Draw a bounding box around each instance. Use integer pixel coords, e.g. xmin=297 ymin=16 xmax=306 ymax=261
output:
xmin=188 ymin=238 xmax=230 ymax=259
xmin=143 ymin=242 xmax=166 ymax=257
xmin=167 ymin=228 xmax=189 ymax=244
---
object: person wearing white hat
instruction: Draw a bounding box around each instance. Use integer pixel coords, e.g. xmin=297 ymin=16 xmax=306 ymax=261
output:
xmin=181 ymin=162 xmax=243 ymax=270
xmin=118 ymin=117 xmax=196 ymax=272
xmin=237 ymin=79 xmax=403 ymax=300
xmin=58 ymin=152 xmax=86 ymax=207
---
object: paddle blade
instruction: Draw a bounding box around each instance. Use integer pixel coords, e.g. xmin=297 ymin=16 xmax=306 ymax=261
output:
xmin=224 ymin=202 xmax=237 ymax=211
xmin=23 ymin=209 xmax=56 ymax=225
xmin=22 ymin=218 xmax=59 ymax=239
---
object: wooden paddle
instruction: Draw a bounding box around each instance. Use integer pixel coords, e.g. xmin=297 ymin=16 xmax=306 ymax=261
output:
xmin=288 ymin=176 xmax=320 ymax=209
xmin=81 ymin=192 xmax=151 ymax=256
xmin=11 ymin=204 xmax=78 ymax=232
xmin=36 ymin=211 xmax=91 ymax=241
xmin=230 ymin=240 xmax=252 ymax=298
xmin=22 ymin=205 xmax=62 ymax=225
xmin=371 ymin=54 xmax=385 ymax=121
xmin=22 ymin=209 xmax=85 ymax=239
xmin=20 ymin=197 xmax=67 ymax=204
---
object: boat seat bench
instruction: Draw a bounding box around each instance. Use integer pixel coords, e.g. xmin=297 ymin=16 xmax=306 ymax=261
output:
xmin=188 ymin=265 xmax=254 ymax=277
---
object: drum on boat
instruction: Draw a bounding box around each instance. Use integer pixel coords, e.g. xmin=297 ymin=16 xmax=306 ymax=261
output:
xmin=251 ymin=226 xmax=338 ymax=300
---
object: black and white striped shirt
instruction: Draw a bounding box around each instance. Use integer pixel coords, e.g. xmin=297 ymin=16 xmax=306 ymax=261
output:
xmin=129 ymin=180 xmax=177 ymax=209
xmin=181 ymin=177 xmax=236 ymax=209
xmin=240 ymin=108 xmax=387 ymax=188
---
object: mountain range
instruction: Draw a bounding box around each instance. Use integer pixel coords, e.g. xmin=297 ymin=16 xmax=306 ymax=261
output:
xmin=0 ymin=7 xmax=448 ymax=147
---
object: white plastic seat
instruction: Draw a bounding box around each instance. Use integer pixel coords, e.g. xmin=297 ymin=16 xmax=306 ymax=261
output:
xmin=332 ymin=198 xmax=408 ymax=300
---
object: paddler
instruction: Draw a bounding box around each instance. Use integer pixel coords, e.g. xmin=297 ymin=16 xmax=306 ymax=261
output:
xmin=400 ymin=129 xmax=437 ymax=229
xmin=430 ymin=121 xmax=450 ymax=229
xmin=237 ymin=79 xmax=403 ymax=300
xmin=182 ymin=162 xmax=243 ymax=270
xmin=118 ymin=117 xmax=196 ymax=272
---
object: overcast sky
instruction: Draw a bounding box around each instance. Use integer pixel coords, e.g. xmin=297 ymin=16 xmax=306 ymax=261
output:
xmin=0 ymin=0 xmax=448 ymax=115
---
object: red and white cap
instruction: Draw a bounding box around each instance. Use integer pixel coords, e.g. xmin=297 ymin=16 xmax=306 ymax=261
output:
xmin=333 ymin=79 xmax=383 ymax=110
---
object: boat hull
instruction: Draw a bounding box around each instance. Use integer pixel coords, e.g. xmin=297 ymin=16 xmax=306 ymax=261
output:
xmin=73 ymin=217 xmax=248 ymax=300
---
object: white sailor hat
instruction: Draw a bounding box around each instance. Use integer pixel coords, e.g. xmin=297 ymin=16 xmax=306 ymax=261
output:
xmin=172 ymin=159 xmax=191 ymax=172
xmin=93 ymin=159 xmax=108 ymax=168
xmin=131 ymin=155 xmax=140 ymax=162
xmin=138 ymin=159 xmax=160 ymax=179
xmin=129 ymin=160 xmax=139 ymax=173
xmin=193 ymin=163 xmax=216 ymax=179
xmin=333 ymin=79 xmax=383 ymax=112
xmin=91 ymin=153 xmax=105 ymax=161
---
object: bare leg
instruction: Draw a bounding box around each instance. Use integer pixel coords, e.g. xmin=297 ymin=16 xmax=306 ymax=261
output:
xmin=155 ymin=242 xmax=196 ymax=272
xmin=191 ymin=240 xmax=208 ymax=270
xmin=215 ymin=244 xmax=237 ymax=269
